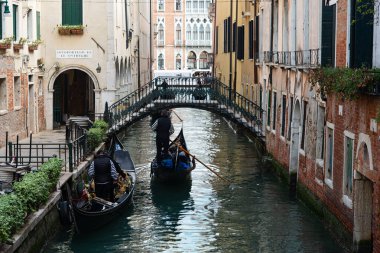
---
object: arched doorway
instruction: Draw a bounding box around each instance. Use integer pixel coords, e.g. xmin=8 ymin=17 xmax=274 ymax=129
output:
xmin=187 ymin=51 xmax=196 ymax=69
xmin=353 ymin=141 xmax=374 ymax=252
xmin=289 ymin=99 xmax=301 ymax=192
xmin=53 ymin=69 xmax=95 ymax=128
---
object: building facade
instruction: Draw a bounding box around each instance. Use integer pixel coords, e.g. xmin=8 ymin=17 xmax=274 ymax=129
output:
xmin=152 ymin=0 xmax=213 ymax=73
xmin=0 ymin=0 xmax=44 ymax=147
xmin=41 ymin=0 xmax=151 ymax=130
xmin=215 ymin=0 xmax=380 ymax=252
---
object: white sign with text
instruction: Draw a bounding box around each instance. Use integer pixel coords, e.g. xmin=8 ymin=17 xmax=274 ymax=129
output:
xmin=56 ymin=50 xmax=93 ymax=59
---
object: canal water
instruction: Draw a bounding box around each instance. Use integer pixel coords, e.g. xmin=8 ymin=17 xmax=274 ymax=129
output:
xmin=43 ymin=108 xmax=347 ymax=253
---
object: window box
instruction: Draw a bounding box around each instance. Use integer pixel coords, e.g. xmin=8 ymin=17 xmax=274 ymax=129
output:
xmin=28 ymin=40 xmax=42 ymax=52
xmin=13 ymin=43 xmax=24 ymax=51
xmin=0 ymin=37 xmax=13 ymax=50
xmin=58 ymin=25 xmax=84 ymax=35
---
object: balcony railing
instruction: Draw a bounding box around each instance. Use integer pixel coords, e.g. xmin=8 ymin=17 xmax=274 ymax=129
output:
xmin=157 ymin=40 xmax=165 ymax=47
xmin=175 ymin=40 xmax=182 ymax=46
xmin=260 ymin=49 xmax=320 ymax=68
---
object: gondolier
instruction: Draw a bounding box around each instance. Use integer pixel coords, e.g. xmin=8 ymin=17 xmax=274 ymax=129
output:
xmin=151 ymin=109 xmax=174 ymax=161
xmin=88 ymin=150 xmax=126 ymax=202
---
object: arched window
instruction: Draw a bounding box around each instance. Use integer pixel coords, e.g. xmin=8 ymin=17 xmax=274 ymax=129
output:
xmin=199 ymin=25 xmax=204 ymax=41
xmin=199 ymin=51 xmax=208 ymax=69
xmin=199 ymin=0 xmax=204 ymax=12
xmin=158 ymin=24 xmax=164 ymax=44
xmin=186 ymin=24 xmax=191 ymax=40
xmin=176 ymin=54 xmax=182 ymax=70
xmin=115 ymin=58 xmax=120 ymax=89
xmin=193 ymin=25 xmax=198 ymax=41
xmin=176 ymin=0 xmax=181 ymax=11
xmin=176 ymin=24 xmax=181 ymax=42
xmin=205 ymin=24 xmax=211 ymax=41
xmin=187 ymin=51 xmax=197 ymax=69
xmin=158 ymin=53 xmax=164 ymax=70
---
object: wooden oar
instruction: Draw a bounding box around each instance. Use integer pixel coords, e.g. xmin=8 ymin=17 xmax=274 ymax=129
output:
xmin=171 ymin=110 xmax=183 ymax=122
xmin=177 ymin=145 xmax=231 ymax=183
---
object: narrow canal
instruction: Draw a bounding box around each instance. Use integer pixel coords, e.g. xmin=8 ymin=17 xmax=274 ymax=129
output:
xmin=43 ymin=108 xmax=347 ymax=253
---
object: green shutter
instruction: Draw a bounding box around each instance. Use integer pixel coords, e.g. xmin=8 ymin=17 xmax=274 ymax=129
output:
xmin=350 ymin=0 xmax=373 ymax=68
xmin=321 ymin=3 xmax=336 ymax=67
xmin=267 ymin=92 xmax=271 ymax=126
xmin=13 ymin=5 xmax=17 ymax=40
xmin=346 ymin=138 xmax=353 ymax=194
xmin=36 ymin=11 xmax=41 ymax=40
xmin=62 ymin=0 xmax=83 ymax=25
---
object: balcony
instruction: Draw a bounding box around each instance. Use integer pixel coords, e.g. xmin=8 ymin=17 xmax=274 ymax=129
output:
xmin=262 ymin=49 xmax=320 ymax=68
xmin=175 ymin=40 xmax=182 ymax=46
xmin=157 ymin=40 xmax=165 ymax=47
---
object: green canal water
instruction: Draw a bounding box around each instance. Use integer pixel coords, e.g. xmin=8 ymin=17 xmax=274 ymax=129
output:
xmin=42 ymin=108 xmax=347 ymax=253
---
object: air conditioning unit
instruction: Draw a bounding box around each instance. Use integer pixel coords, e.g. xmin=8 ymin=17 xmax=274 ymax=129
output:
xmin=242 ymin=11 xmax=251 ymax=17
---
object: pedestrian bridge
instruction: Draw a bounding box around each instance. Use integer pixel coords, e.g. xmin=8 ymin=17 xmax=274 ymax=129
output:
xmin=108 ymin=77 xmax=265 ymax=140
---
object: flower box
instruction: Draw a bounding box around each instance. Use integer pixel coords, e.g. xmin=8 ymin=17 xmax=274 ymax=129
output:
xmin=70 ymin=28 xmax=84 ymax=35
xmin=58 ymin=27 xmax=71 ymax=35
xmin=0 ymin=43 xmax=11 ymax=50
xmin=13 ymin=43 xmax=24 ymax=51
xmin=28 ymin=44 xmax=38 ymax=52
xmin=58 ymin=26 xmax=84 ymax=35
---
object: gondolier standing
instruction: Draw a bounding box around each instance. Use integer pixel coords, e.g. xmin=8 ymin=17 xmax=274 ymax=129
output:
xmin=88 ymin=150 xmax=126 ymax=201
xmin=151 ymin=109 xmax=174 ymax=161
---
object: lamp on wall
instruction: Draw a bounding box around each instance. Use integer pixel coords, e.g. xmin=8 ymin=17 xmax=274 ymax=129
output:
xmin=0 ymin=0 xmax=10 ymax=15
xmin=96 ymin=63 xmax=101 ymax=73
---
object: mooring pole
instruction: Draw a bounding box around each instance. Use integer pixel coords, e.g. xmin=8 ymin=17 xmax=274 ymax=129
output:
xmin=5 ymin=131 xmax=8 ymax=163
xmin=29 ymin=133 xmax=33 ymax=164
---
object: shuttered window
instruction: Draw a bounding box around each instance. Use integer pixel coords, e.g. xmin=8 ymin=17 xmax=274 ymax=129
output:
xmin=62 ymin=0 xmax=83 ymax=25
xmin=254 ymin=16 xmax=259 ymax=60
xmin=36 ymin=11 xmax=41 ymax=40
xmin=215 ymin=26 xmax=218 ymax=54
xmin=224 ymin=19 xmax=227 ymax=53
xmin=237 ymin=26 xmax=244 ymax=60
xmin=227 ymin=17 xmax=231 ymax=52
xmin=248 ymin=20 xmax=254 ymax=59
xmin=13 ymin=5 xmax=18 ymax=40
xmin=349 ymin=0 xmax=374 ymax=68
xmin=301 ymin=101 xmax=308 ymax=150
xmin=344 ymin=136 xmax=354 ymax=197
xmin=267 ymin=91 xmax=271 ymax=127
xmin=281 ymin=95 xmax=286 ymax=136
xmin=233 ymin=22 xmax=236 ymax=52
xmin=272 ymin=91 xmax=277 ymax=130
xmin=321 ymin=2 xmax=336 ymax=67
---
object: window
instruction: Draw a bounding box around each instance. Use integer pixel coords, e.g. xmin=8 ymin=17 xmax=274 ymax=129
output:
xmin=287 ymin=96 xmax=293 ymax=141
xmin=176 ymin=0 xmax=181 ymax=11
xmin=0 ymin=78 xmax=6 ymax=110
xmin=13 ymin=5 xmax=18 ymax=40
xmin=27 ymin=10 xmax=33 ymax=40
xmin=199 ymin=0 xmax=204 ymax=12
xmin=176 ymin=24 xmax=181 ymax=43
xmin=205 ymin=24 xmax=211 ymax=41
xmin=199 ymin=25 xmax=204 ymax=41
xmin=199 ymin=51 xmax=208 ymax=69
xmin=321 ymin=1 xmax=336 ymax=67
xmin=344 ymin=134 xmax=354 ymax=199
xmin=249 ymin=20 xmax=254 ymax=59
xmin=349 ymin=0 xmax=374 ymax=68
xmin=300 ymin=100 xmax=308 ymax=150
xmin=237 ymin=26 xmax=244 ymax=60
xmin=62 ymin=0 xmax=83 ymax=25
xmin=193 ymin=0 xmax=198 ymax=13
xmin=186 ymin=0 xmax=191 ymax=12
xmin=158 ymin=0 xmax=164 ymax=11
xmin=36 ymin=11 xmax=41 ymax=40
xmin=158 ymin=24 xmax=164 ymax=45
xmin=215 ymin=26 xmax=218 ymax=54
xmin=193 ymin=25 xmax=198 ymax=41
xmin=267 ymin=91 xmax=271 ymax=127
xmin=316 ymin=106 xmax=326 ymax=160
xmin=158 ymin=53 xmax=164 ymax=70
xmin=186 ymin=25 xmax=191 ymax=40
xmin=176 ymin=54 xmax=181 ymax=70
xmin=14 ymin=76 xmax=21 ymax=107
xmin=325 ymin=125 xmax=334 ymax=182
xmin=272 ymin=91 xmax=277 ymax=131
xmin=187 ymin=51 xmax=196 ymax=69
xmin=281 ymin=95 xmax=286 ymax=136
xmin=232 ymin=22 xmax=236 ymax=52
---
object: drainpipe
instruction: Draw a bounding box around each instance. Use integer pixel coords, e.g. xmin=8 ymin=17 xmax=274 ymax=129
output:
xmin=150 ymin=0 xmax=153 ymax=81
xmin=269 ymin=0 xmax=274 ymax=89
xmin=212 ymin=0 xmax=217 ymax=79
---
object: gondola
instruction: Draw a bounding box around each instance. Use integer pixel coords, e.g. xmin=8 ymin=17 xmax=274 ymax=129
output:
xmin=151 ymin=128 xmax=194 ymax=183
xmin=71 ymin=134 xmax=136 ymax=233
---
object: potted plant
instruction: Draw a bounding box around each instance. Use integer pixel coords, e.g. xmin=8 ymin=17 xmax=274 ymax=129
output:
xmin=0 ymin=37 xmax=13 ymax=50
xmin=13 ymin=37 xmax=27 ymax=51
xmin=28 ymin=39 xmax=42 ymax=51
xmin=57 ymin=25 xmax=84 ymax=35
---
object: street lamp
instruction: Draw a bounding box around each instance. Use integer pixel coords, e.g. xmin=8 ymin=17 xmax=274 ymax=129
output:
xmin=0 ymin=0 xmax=10 ymax=15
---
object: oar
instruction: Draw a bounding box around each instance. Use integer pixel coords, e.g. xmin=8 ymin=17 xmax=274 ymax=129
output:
xmin=177 ymin=145 xmax=231 ymax=183
xmin=171 ymin=110 xmax=183 ymax=122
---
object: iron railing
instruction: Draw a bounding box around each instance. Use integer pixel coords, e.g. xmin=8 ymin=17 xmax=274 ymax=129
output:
xmin=262 ymin=49 xmax=320 ymax=67
xmin=108 ymin=77 xmax=264 ymax=137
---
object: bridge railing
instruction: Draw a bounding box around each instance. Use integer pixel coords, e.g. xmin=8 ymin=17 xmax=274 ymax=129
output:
xmin=108 ymin=77 xmax=264 ymax=136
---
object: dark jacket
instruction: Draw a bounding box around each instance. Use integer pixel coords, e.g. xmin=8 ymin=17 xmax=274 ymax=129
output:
xmin=93 ymin=155 xmax=112 ymax=183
